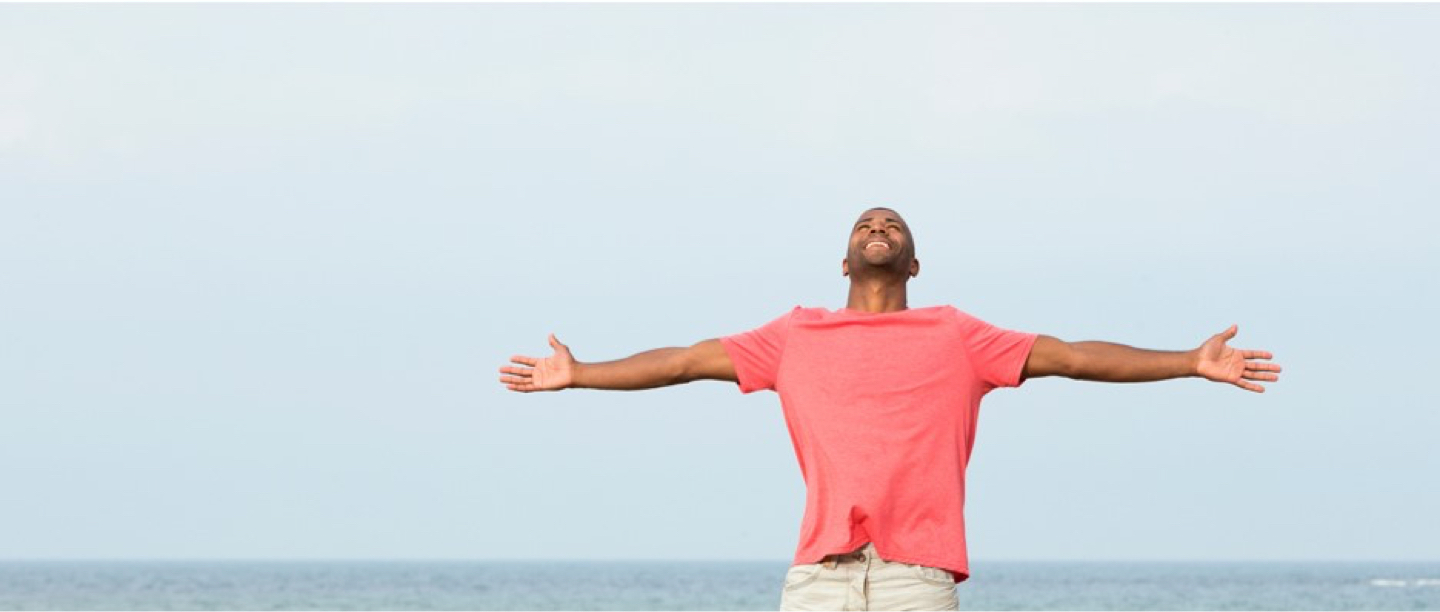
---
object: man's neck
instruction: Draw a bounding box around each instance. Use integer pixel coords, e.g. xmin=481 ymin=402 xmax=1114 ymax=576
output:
xmin=845 ymin=277 xmax=909 ymax=314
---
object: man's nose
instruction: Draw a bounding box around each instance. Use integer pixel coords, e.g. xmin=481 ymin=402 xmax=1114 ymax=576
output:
xmin=869 ymin=226 xmax=887 ymax=235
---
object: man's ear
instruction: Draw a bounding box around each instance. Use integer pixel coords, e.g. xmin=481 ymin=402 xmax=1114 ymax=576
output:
xmin=910 ymin=258 xmax=920 ymax=278
xmin=842 ymin=258 xmax=849 ymax=277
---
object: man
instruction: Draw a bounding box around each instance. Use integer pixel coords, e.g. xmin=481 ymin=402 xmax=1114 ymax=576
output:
xmin=498 ymin=207 xmax=1281 ymax=611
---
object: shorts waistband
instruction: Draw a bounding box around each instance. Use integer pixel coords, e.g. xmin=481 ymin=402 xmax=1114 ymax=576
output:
xmin=820 ymin=542 xmax=877 ymax=569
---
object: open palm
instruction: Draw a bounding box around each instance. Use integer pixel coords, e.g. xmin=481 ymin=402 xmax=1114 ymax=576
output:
xmin=1195 ymin=325 xmax=1282 ymax=393
xmin=499 ymin=334 xmax=576 ymax=392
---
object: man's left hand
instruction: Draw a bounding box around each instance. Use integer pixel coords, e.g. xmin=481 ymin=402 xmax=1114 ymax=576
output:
xmin=1194 ymin=325 xmax=1282 ymax=393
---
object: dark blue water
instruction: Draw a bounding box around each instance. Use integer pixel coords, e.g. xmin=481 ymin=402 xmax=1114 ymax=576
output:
xmin=1 ymin=561 xmax=1437 ymax=610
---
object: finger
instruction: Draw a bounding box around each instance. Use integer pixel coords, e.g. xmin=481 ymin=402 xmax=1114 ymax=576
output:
xmin=1235 ymin=379 xmax=1265 ymax=393
xmin=1242 ymin=370 xmax=1280 ymax=381
xmin=1241 ymin=350 xmax=1273 ymax=360
xmin=549 ymin=333 xmax=564 ymax=350
xmin=1244 ymin=362 xmax=1282 ymax=372
xmin=511 ymin=355 xmax=539 ymax=366
xmin=500 ymin=375 xmax=533 ymax=385
xmin=504 ymin=382 xmax=534 ymax=393
xmin=1219 ymin=324 xmax=1238 ymax=341
xmin=499 ymin=367 xmax=532 ymax=378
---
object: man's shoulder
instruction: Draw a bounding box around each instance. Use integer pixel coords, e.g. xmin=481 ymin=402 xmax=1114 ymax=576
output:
xmin=779 ymin=305 xmax=829 ymax=323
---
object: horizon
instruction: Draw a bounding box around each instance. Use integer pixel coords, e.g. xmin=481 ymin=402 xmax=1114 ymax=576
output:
xmin=4 ymin=557 xmax=1438 ymax=564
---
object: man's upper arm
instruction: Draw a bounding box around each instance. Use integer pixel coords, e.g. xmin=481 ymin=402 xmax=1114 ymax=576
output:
xmin=1021 ymin=335 xmax=1073 ymax=380
xmin=683 ymin=339 xmax=739 ymax=383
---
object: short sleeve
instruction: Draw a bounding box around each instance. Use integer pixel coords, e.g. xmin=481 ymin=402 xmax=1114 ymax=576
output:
xmin=956 ymin=309 xmax=1039 ymax=390
xmin=718 ymin=308 xmax=796 ymax=394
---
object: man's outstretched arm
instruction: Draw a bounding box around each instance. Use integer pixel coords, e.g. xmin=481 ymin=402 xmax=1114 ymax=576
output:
xmin=499 ymin=334 xmax=738 ymax=392
xmin=1021 ymin=324 xmax=1282 ymax=393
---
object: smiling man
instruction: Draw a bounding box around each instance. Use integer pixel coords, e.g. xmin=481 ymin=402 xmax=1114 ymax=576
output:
xmin=498 ymin=207 xmax=1281 ymax=611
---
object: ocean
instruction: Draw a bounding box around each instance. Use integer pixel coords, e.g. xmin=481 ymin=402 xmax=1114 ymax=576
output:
xmin=1 ymin=561 xmax=1437 ymax=610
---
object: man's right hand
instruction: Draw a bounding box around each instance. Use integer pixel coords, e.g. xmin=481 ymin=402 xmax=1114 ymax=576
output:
xmin=499 ymin=333 xmax=576 ymax=392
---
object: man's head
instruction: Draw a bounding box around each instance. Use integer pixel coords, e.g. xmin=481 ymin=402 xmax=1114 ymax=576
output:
xmin=842 ymin=207 xmax=919 ymax=281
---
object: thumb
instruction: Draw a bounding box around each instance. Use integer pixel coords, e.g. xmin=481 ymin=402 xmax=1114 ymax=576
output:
xmin=549 ymin=333 xmax=566 ymax=351
xmin=1218 ymin=324 xmax=1238 ymax=341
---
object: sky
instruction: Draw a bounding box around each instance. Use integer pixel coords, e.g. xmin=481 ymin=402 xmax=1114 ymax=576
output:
xmin=1 ymin=4 xmax=1437 ymax=563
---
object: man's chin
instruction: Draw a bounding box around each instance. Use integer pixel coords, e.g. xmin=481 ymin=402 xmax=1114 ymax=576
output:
xmin=850 ymin=255 xmax=906 ymax=275
xmin=861 ymin=251 xmax=897 ymax=265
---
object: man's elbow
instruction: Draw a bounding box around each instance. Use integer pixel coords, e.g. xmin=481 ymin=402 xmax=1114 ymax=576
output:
xmin=1054 ymin=340 xmax=1094 ymax=379
xmin=672 ymin=348 xmax=703 ymax=385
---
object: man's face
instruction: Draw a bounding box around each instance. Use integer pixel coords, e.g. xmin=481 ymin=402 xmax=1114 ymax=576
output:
xmin=844 ymin=207 xmax=918 ymax=278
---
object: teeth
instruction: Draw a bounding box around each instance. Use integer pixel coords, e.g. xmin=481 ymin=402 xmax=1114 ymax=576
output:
xmin=866 ymin=242 xmax=889 ymax=248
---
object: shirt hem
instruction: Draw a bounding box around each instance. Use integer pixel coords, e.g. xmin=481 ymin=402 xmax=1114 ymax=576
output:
xmin=799 ymin=541 xmax=970 ymax=584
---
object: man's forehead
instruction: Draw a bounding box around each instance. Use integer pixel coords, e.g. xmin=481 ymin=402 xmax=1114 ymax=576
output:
xmin=854 ymin=208 xmax=906 ymax=226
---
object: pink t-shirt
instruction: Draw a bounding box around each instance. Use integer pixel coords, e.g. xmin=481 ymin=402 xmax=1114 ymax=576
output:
xmin=720 ymin=305 xmax=1037 ymax=583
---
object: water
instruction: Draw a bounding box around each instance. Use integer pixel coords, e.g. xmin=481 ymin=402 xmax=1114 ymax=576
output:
xmin=2 ymin=561 xmax=1438 ymax=610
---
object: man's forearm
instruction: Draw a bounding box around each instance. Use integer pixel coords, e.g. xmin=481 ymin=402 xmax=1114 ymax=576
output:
xmin=572 ymin=348 xmax=692 ymax=390
xmin=1068 ymin=341 xmax=1199 ymax=383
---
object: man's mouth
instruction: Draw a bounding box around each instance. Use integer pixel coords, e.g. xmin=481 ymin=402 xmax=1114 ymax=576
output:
xmin=864 ymin=241 xmax=891 ymax=250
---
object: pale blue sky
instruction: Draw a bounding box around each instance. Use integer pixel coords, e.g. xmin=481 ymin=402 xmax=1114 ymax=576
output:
xmin=1 ymin=4 xmax=1436 ymax=562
